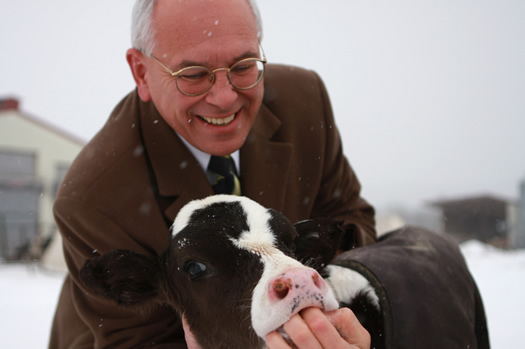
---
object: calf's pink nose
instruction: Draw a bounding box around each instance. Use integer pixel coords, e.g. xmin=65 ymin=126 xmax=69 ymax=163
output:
xmin=269 ymin=268 xmax=327 ymax=302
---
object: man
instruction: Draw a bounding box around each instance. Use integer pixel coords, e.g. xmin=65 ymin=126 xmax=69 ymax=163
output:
xmin=49 ymin=0 xmax=375 ymax=347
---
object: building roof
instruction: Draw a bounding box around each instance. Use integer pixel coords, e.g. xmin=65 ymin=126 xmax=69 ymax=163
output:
xmin=430 ymin=194 xmax=514 ymax=211
xmin=0 ymin=97 xmax=86 ymax=147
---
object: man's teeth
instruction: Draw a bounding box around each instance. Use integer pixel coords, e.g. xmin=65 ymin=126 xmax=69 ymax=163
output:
xmin=200 ymin=114 xmax=236 ymax=126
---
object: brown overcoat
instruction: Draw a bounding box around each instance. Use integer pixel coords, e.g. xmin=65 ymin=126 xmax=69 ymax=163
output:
xmin=49 ymin=64 xmax=376 ymax=348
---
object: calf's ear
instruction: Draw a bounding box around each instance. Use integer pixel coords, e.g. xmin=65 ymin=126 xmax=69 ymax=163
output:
xmin=80 ymin=249 xmax=163 ymax=306
xmin=293 ymin=219 xmax=344 ymax=269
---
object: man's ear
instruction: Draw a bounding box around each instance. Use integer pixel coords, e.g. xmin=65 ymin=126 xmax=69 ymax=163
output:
xmin=126 ymin=48 xmax=152 ymax=102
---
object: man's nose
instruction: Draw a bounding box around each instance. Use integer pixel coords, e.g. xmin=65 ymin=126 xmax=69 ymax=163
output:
xmin=204 ymin=70 xmax=238 ymax=108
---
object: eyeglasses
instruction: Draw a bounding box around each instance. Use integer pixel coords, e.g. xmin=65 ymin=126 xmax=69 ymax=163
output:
xmin=147 ymin=47 xmax=267 ymax=97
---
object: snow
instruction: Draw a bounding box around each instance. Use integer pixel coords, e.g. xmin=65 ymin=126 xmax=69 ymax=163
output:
xmin=460 ymin=241 xmax=525 ymax=348
xmin=0 ymin=264 xmax=65 ymax=348
xmin=1 ymin=241 xmax=524 ymax=348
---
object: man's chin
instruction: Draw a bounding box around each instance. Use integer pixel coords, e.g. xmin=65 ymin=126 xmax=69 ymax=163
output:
xmin=206 ymin=144 xmax=243 ymax=156
xmin=191 ymin=137 xmax=244 ymax=156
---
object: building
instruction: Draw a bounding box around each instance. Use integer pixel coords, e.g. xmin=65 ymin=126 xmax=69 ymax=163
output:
xmin=0 ymin=98 xmax=85 ymax=260
xmin=431 ymin=194 xmax=519 ymax=248
xmin=510 ymin=179 xmax=525 ymax=249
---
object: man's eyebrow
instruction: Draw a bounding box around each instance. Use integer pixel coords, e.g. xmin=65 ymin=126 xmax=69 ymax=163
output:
xmin=177 ymin=50 xmax=260 ymax=69
xmin=233 ymin=50 xmax=260 ymax=62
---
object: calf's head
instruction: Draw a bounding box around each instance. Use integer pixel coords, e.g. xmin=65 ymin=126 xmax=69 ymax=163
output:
xmin=80 ymin=195 xmax=343 ymax=349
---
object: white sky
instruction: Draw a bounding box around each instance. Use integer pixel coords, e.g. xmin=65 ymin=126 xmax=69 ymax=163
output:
xmin=1 ymin=0 xmax=524 ymax=209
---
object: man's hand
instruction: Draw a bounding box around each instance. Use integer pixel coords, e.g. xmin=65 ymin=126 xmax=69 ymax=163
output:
xmin=266 ymin=307 xmax=371 ymax=349
xmin=182 ymin=313 xmax=203 ymax=349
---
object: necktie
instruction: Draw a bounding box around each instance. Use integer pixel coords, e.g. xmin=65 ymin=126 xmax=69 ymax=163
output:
xmin=207 ymin=155 xmax=241 ymax=195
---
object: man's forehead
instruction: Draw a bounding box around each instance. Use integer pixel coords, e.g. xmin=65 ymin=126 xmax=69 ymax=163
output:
xmin=152 ymin=0 xmax=259 ymax=66
xmin=153 ymin=0 xmax=258 ymax=43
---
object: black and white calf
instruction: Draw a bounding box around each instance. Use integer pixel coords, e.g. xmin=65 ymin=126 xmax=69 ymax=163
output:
xmin=80 ymin=195 xmax=380 ymax=349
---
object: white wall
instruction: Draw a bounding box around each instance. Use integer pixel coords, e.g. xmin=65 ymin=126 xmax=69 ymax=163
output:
xmin=0 ymin=110 xmax=84 ymax=236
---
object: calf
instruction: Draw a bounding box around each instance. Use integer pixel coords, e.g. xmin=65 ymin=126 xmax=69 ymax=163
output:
xmin=80 ymin=195 xmax=380 ymax=348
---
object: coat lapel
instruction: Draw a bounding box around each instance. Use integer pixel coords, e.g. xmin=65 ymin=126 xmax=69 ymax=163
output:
xmin=241 ymin=104 xmax=292 ymax=213
xmin=139 ymin=100 xmax=213 ymax=223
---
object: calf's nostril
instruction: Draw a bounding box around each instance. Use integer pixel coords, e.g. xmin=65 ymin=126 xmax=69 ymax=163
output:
xmin=272 ymin=278 xmax=291 ymax=300
xmin=312 ymin=273 xmax=322 ymax=289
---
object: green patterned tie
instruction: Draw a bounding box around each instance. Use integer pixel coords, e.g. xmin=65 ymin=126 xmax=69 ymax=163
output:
xmin=207 ymin=155 xmax=241 ymax=195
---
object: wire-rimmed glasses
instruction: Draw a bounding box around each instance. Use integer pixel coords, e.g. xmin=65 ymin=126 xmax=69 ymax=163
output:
xmin=147 ymin=47 xmax=267 ymax=97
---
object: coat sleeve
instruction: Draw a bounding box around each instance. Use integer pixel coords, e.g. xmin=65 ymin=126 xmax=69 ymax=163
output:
xmin=333 ymin=226 xmax=490 ymax=349
xmin=311 ymin=70 xmax=376 ymax=248
xmin=50 ymin=196 xmax=187 ymax=349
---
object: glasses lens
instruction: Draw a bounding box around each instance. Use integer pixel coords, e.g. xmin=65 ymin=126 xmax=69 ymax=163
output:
xmin=229 ymin=59 xmax=265 ymax=90
xmin=176 ymin=67 xmax=214 ymax=96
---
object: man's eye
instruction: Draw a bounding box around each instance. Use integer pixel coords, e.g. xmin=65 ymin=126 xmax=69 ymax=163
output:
xmin=180 ymin=70 xmax=209 ymax=81
xmin=231 ymin=62 xmax=254 ymax=74
xmin=184 ymin=261 xmax=207 ymax=280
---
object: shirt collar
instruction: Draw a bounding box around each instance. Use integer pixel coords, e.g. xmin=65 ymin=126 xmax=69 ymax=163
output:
xmin=177 ymin=134 xmax=240 ymax=173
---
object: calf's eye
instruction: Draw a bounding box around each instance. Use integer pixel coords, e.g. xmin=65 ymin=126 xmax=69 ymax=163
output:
xmin=184 ymin=261 xmax=207 ymax=280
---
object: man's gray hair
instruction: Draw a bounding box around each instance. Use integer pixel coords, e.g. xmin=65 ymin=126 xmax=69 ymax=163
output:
xmin=131 ymin=0 xmax=263 ymax=55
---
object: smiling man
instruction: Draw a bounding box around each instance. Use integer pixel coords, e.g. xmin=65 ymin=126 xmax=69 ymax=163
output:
xmin=49 ymin=0 xmax=376 ymax=348
xmin=127 ymin=0 xmax=264 ymax=156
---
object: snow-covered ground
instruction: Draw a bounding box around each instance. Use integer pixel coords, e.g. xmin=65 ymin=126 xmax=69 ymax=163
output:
xmin=459 ymin=241 xmax=525 ymax=348
xmin=0 ymin=264 xmax=65 ymax=348
xmin=0 ymin=241 xmax=524 ymax=348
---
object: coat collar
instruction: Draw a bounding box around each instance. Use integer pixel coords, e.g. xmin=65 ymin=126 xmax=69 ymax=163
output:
xmin=139 ymin=97 xmax=292 ymax=222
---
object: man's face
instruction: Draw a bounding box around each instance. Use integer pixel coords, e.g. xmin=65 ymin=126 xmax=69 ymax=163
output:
xmin=134 ymin=0 xmax=264 ymax=156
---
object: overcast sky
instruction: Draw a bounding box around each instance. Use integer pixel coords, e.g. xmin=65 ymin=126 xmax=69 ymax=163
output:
xmin=1 ymin=0 xmax=524 ymax=210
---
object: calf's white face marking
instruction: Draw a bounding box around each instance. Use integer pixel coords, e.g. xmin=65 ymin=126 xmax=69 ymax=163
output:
xmin=170 ymin=195 xmax=339 ymax=338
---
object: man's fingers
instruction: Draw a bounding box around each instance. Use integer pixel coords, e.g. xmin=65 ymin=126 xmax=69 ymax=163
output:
xmin=266 ymin=308 xmax=371 ymax=349
xmin=302 ymin=308 xmax=349 ymax=349
xmin=266 ymin=330 xmax=293 ymax=349
xmin=282 ymin=312 xmax=322 ymax=349
xmin=326 ymin=308 xmax=371 ymax=348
